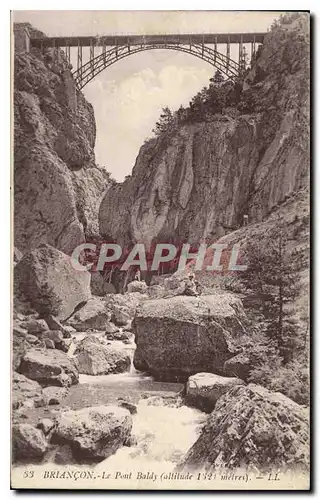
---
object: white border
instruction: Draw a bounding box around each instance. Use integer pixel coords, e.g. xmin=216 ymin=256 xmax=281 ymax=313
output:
xmin=2 ymin=2 xmax=317 ymax=498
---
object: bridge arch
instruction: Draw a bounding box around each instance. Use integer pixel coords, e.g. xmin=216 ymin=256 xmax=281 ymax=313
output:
xmin=25 ymin=31 xmax=266 ymax=92
xmin=72 ymin=42 xmax=241 ymax=90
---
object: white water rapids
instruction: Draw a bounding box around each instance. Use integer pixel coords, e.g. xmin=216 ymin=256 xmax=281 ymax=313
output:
xmin=13 ymin=331 xmax=207 ymax=482
xmin=76 ymin=337 xmax=207 ymax=472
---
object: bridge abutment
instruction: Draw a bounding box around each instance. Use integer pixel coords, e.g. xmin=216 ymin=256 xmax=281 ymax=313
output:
xmin=13 ymin=24 xmax=31 ymax=53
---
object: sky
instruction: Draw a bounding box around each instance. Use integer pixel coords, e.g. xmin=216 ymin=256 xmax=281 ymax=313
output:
xmin=13 ymin=11 xmax=282 ymax=180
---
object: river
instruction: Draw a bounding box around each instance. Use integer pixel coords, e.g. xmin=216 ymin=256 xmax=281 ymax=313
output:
xmin=66 ymin=332 xmax=207 ymax=472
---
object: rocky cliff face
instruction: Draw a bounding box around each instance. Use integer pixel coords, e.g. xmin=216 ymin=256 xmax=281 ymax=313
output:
xmin=14 ymin=35 xmax=109 ymax=255
xmin=99 ymin=15 xmax=309 ymax=248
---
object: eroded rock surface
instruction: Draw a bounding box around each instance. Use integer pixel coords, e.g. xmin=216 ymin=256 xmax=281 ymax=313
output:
xmin=133 ymin=294 xmax=249 ymax=381
xmin=12 ymin=423 xmax=48 ymax=462
xmin=75 ymin=336 xmax=131 ymax=375
xmin=185 ymin=372 xmax=245 ymax=412
xmin=12 ymin=372 xmax=44 ymax=410
xmin=19 ymin=348 xmax=79 ymax=387
xmin=67 ymin=297 xmax=110 ymax=331
xmin=14 ymin=244 xmax=91 ymax=320
xmin=14 ymin=46 xmax=110 ymax=254
xmin=53 ymin=405 xmax=132 ymax=461
xmin=179 ymin=384 xmax=309 ymax=473
xmin=99 ymin=18 xmax=309 ymax=249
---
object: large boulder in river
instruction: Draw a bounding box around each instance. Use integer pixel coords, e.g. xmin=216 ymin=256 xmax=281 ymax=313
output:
xmin=75 ymin=336 xmax=131 ymax=375
xmin=133 ymin=294 xmax=249 ymax=381
xmin=179 ymin=384 xmax=309 ymax=473
xmin=185 ymin=372 xmax=245 ymax=412
xmin=104 ymin=292 xmax=147 ymax=320
xmin=53 ymin=405 xmax=132 ymax=461
xmin=68 ymin=297 xmax=111 ymax=331
xmin=14 ymin=244 xmax=91 ymax=321
xmin=19 ymin=348 xmax=79 ymax=387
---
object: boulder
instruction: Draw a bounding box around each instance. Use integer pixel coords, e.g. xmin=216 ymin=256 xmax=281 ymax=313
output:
xmin=53 ymin=405 xmax=132 ymax=460
xmin=26 ymin=318 xmax=49 ymax=337
xmin=12 ymin=372 xmax=44 ymax=410
xmin=75 ymin=337 xmax=131 ymax=375
xmin=68 ymin=297 xmax=111 ymax=331
xmin=56 ymin=338 xmax=72 ymax=353
xmin=43 ymin=386 xmax=69 ymax=405
xmin=111 ymin=308 xmax=131 ymax=327
xmin=178 ymin=384 xmax=309 ymax=473
xmin=223 ymin=353 xmax=252 ymax=381
xmin=26 ymin=334 xmax=40 ymax=345
xmin=104 ymin=322 xmax=119 ymax=334
xmin=104 ymin=292 xmax=145 ymax=320
xmin=73 ymin=335 xmax=102 ymax=354
xmin=133 ymin=294 xmax=249 ymax=381
xmin=148 ymin=284 xmax=166 ymax=300
xmin=14 ymin=244 xmax=91 ymax=321
xmin=43 ymin=330 xmax=70 ymax=352
xmin=19 ymin=348 xmax=79 ymax=387
xmin=185 ymin=372 xmax=245 ymax=412
xmin=44 ymin=330 xmax=64 ymax=344
xmin=44 ymin=314 xmax=75 ymax=338
xmin=61 ymin=325 xmax=76 ymax=338
xmin=12 ymin=423 xmax=48 ymax=461
xmin=106 ymin=330 xmax=133 ymax=342
xmin=44 ymin=338 xmax=55 ymax=349
xmin=127 ymin=280 xmax=148 ymax=294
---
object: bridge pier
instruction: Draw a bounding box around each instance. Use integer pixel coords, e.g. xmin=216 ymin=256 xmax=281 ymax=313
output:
xmin=13 ymin=23 xmax=30 ymax=53
xmin=77 ymin=41 xmax=83 ymax=80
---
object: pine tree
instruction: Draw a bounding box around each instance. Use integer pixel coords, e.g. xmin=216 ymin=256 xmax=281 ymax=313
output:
xmin=152 ymin=107 xmax=174 ymax=136
xmin=210 ymin=69 xmax=225 ymax=86
xmin=241 ymin=228 xmax=301 ymax=361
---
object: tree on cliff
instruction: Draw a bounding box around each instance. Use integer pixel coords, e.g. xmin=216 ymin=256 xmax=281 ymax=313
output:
xmin=152 ymin=107 xmax=174 ymax=136
xmin=210 ymin=69 xmax=225 ymax=86
xmin=241 ymin=230 xmax=301 ymax=362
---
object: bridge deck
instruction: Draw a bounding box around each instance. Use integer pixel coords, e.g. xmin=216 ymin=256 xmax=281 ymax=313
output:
xmin=30 ymin=32 xmax=267 ymax=48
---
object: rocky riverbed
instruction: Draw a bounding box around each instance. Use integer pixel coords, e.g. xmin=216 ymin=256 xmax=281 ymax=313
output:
xmin=12 ymin=259 xmax=309 ymax=476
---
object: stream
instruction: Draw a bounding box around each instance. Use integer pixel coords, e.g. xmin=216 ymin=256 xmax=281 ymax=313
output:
xmin=13 ymin=331 xmax=207 ymax=479
xmin=66 ymin=331 xmax=207 ymax=472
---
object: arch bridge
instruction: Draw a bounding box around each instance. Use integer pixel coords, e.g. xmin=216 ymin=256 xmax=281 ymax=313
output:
xmin=29 ymin=32 xmax=266 ymax=91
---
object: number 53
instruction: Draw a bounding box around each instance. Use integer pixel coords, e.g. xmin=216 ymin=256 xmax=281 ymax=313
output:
xmin=23 ymin=470 xmax=34 ymax=478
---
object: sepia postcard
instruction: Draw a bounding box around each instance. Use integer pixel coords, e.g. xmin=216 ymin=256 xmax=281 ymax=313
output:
xmin=11 ymin=10 xmax=310 ymax=490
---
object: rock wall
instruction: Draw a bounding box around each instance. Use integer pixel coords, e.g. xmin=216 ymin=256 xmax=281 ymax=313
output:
xmin=14 ymin=29 xmax=110 ymax=255
xmin=99 ymin=16 xmax=309 ymax=248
